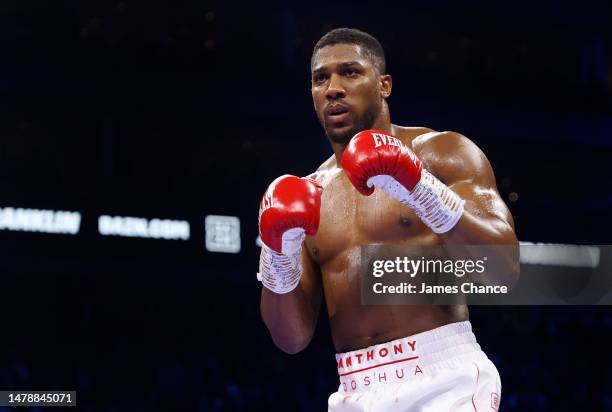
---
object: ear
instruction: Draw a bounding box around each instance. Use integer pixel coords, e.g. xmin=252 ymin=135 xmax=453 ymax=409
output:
xmin=380 ymin=74 xmax=392 ymax=99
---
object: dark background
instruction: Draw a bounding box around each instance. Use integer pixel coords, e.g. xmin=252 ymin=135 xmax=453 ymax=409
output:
xmin=0 ymin=0 xmax=611 ymax=411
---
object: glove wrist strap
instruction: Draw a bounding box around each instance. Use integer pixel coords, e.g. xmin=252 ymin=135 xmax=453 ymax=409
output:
xmin=369 ymin=169 xmax=465 ymax=234
xmin=258 ymin=245 xmax=302 ymax=294
xmin=405 ymin=169 xmax=465 ymax=233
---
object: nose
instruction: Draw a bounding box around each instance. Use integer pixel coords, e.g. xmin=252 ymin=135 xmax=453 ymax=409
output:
xmin=325 ymin=73 xmax=346 ymax=100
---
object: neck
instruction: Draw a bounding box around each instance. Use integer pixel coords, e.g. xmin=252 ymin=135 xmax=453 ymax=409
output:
xmin=330 ymin=103 xmax=392 ymax=166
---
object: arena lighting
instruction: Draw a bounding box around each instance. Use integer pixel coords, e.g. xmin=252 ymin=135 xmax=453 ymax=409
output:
xmin=0 ymin=205 xmax=600 ymax=267
xmin=253 ymin=238 xmax=601 ymax=269
xmin=0 ymin=206 xmax=81 ymax=235
xmin=204 ymin=215 xmax=241 ymax=253
xmin=98 ymin=215 xmax=190 ymax=240
xmin=519 ymin=241 xmax=600 ymax=268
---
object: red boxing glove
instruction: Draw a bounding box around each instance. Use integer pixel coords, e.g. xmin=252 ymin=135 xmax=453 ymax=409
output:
xmin=341 ymin=130 xmax=465 ymax=234
xmin=257 ymin=175 xmax=322 ymax=294
xmin=259 ymin=175 xmax=322 ymax=254
xmin=341 ymin=130 xmax=423 ymax=195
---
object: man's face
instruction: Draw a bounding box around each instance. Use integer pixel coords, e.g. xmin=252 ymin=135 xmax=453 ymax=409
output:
xmin=311 ymin=43 xmax=385 ymax=144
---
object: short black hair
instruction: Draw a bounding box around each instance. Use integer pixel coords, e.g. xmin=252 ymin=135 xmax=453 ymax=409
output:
xmin=311 ymin=28 xmax=386 ymax=74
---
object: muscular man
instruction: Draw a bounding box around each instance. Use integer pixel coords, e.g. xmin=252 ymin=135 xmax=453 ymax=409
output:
xmin=258 ymin=28 xmax=518 ymax=411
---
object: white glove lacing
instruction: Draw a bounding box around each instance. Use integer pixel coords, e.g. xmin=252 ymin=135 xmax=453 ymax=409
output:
xmin=368 ymin=169 xmax=465 ymax=234
xmin=257 ymin=228 xmax=305 ymax=294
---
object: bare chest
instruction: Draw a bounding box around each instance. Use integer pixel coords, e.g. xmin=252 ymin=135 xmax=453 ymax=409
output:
xmin=305 ymin=175 xmax=431 ymax=266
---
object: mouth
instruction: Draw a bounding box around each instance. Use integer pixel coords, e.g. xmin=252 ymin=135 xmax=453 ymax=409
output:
xmin=325 ymin=104 xmax=351 ymax=123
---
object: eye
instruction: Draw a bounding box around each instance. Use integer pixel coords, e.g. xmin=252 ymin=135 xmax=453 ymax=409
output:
xmin=344 ymin=68 xmax=358 ymax=77
xmin=313 ymin=73 xmax=328 ymax=83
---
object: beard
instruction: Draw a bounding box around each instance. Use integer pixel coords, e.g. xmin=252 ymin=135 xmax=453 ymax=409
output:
xmin=324 ymin=102 xmax=380 ymax=144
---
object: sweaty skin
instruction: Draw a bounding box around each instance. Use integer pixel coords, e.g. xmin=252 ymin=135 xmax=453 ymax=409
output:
xmin=306 ymin=126 xmax=494 ymax=352
xmin=261 ymin=43 xmax=518 ymax=354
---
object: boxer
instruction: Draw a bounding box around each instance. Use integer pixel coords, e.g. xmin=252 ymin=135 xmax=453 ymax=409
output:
xmin=258 ymin=28 xmax=518 ymax=411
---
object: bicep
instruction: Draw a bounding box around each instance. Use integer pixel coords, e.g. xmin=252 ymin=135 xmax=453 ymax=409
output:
xmin=450 ymin=180 xmax=515 ymax=232
xmin=419 ymin=132 xmax=514 ymax=231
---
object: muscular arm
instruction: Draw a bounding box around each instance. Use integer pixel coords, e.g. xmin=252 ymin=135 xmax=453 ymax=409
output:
xmin=413 ymin=132 xmax=519 ymax=286
xmin=260 ymin=241 xmax=323 ymax=354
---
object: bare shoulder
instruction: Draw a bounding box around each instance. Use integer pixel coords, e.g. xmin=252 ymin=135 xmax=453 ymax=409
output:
xmin=411 ymin=130 xmax=474 ymax=153
xmin=391 ymin=124 xmax=435 ymax=147
xmin=304 ymin=154 xmax=342 ymax=188
xmin=391 ymin=125 xmax=480 ymax=166
xmin=410 ymin=130 xmax=495 ymax=186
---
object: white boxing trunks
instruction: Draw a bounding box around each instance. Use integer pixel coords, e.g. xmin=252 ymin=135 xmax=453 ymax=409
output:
xmin=328 ymin=321 xmax=501 ymax=412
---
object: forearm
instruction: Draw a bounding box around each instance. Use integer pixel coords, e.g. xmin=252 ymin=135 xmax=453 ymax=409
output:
xmin=441 ymin=195 xmax=517 ymax=245
xmin=260 ymin=285 xmax=320 ymax=354
xmin=340 ymin=129 xmax=519 ymax=286
xmin=256 ymin=174 xmax=323 ymax=353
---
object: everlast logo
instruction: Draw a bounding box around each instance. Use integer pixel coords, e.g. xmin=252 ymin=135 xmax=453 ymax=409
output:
xmin=371 ymin=132 xmax=418 ymax=164
xmin=259 ymin=191 xmax=275 ymax=221
xmin=371 ymin=133 xmax=402 ymax=149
